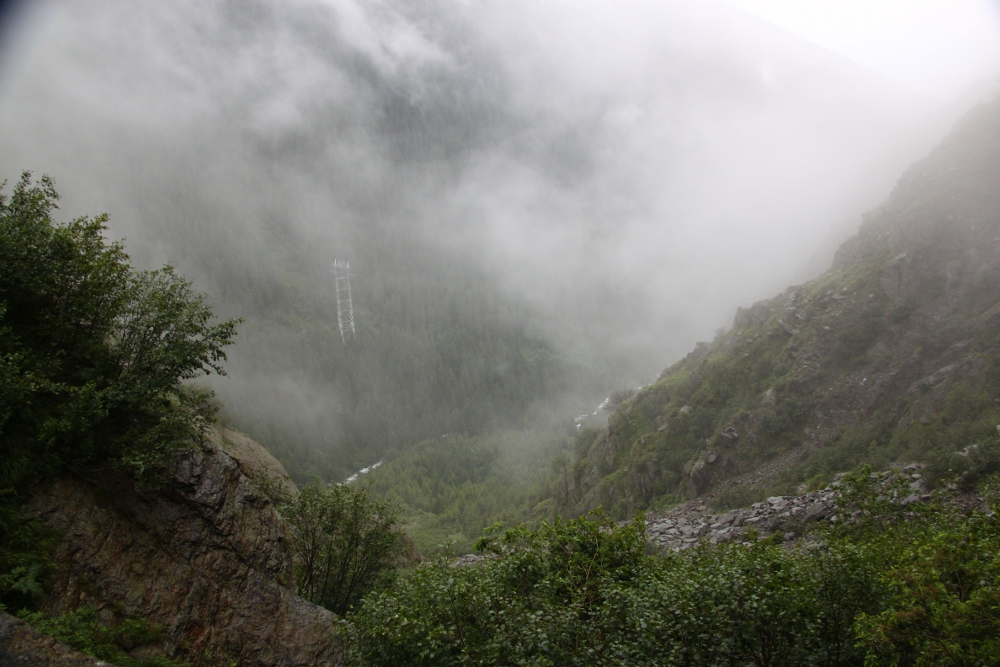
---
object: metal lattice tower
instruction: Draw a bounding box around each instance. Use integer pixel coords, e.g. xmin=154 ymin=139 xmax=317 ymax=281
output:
xmin=332 ymin=259 xmax=356 ymax=343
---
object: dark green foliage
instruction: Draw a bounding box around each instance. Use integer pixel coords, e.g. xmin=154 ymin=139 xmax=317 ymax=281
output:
xmin=0 ymin=492 xmax=55 ymax=611
xmin=625 ymin=538 xmax=883 ymax=667
xmin=342 ymin=513 xmax=648 ymax=667
xmin=363 ymin=431 xmax=573 ymax=555
xmin=0 ymin=172 xmax=237 ymax=609
xmin=927 ymin=439 xmax=1000 ymax=491
xmin=280 ymin=481 xmax=404 ymax=616
xmin=827 ymin=302 xmax=885 ymax=366
xmin=852 ymin=483 xmax=1000 ymax=665
xmin=605 ymin=387 xmax=637 ymax=411
xmin=709 ymin=484 xmax=770 ymax=512
xmin=343 ymin=513 xmax=883 ymax=666
xmin=574 ymin=427 xmax=600 ymax=458
xmin=0 ymin=172 xmax=239 ymax=484
xmin=18 ymin=606 xmax=186 ymax=667
xmin=345 ymin=475 xmax=1000 ymax=667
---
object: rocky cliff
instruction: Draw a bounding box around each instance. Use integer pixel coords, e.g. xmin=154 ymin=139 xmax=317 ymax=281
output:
xmin=559 ymin=97 xmax=1000 ymax=517
xmin=24 ymin=427 xmax=342 ymax=667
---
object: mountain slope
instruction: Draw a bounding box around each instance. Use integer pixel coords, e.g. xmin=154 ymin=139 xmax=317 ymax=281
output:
xmin=559 ymin=98 xmax=1000 ymax=518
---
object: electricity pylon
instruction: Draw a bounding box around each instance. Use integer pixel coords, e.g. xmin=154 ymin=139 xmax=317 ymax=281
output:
xmin=332 ymin=259 xmax=355 ymax=343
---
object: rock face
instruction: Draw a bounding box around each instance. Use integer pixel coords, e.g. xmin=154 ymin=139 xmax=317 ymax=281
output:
xmin=26 ymin=432 xmax=342 ymax=667
xmin=558 ymin=98 xmax=1000 ymax=517
xmin=215 ymin=426 xmax=298 ymax=500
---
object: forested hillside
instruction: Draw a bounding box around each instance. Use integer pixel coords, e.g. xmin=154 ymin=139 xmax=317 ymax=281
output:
xmin=0 ymin=0 xmax=944 ymax=483
xmin=199 ymin=214 xmax=597 ymax=481
xmin=362 ymin=429 xmax=584 ymax=555
xmin=559 ymin=97 xmax=1000 ymax=518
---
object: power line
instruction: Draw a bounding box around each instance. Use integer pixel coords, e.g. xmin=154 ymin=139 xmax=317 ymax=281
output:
xmin=332 ymin=259 xmax=356 ymax=344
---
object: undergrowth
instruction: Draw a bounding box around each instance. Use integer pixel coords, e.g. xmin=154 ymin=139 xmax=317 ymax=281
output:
xmin=17 ymin=606 xmax=186 ymax=667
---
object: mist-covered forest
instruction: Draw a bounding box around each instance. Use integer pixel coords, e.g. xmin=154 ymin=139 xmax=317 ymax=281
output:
xmin=0 ymin=0 xmax=973 ymax=482
xmin=5 ymin=1 xmax=1000 ymax=665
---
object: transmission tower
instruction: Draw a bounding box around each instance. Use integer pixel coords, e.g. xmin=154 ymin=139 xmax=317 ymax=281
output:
xmin=332 ymin=259 xmax=356 ymax=343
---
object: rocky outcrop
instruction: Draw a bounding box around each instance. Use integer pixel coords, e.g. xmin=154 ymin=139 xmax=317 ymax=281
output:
xmin=26 ymin=432 xmax=342 ymax=667
xmin=215 ymin=426 xmax=298 ymax=500
xmin=645 ymin=465 xmax=929 ymax=551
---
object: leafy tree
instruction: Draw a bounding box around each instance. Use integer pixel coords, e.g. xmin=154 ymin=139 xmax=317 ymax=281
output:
xmin=280 ymin=481 xmax=403 ymax=616
xmin=0 ymin=172 xmax=239 ymax=608
xmin=605 ymin=387 xmax=636 ymax=411
xmin=0 ymin=171 xmax=239 ymax=482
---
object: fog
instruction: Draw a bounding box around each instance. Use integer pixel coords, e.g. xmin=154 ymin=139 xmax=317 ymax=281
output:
xmin=0 ymin=0 xmax=984 ymax=473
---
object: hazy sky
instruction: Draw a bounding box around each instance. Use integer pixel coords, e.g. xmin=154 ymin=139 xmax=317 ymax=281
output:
xmin=723 ymin=0 xmax=1000 ymax=98
xmin=0 ymin=0 xmax=987 ymax=399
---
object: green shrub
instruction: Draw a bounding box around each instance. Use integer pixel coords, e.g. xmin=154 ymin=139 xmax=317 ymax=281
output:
xmin=0 ymin=172 xmax=237 ymax=609
xmin=0 ymin=492 xmax=55 ymax=610
xmin=280 ymin=481 xmax=404 ymax=615
xmin=854 ymin=484 xmax=1000 ymax=666
xmin=0 ymin=172 xmax=239 ymax=486
xmin=709 ymin=484 xmax=769 ymax=511
xmin=345 ymin=471 xmax=1000 ymax=666
xmin=18 ymin=606 xmax=186 ymax=667
xmin=343 ymin=512 xmax=885 ymax=666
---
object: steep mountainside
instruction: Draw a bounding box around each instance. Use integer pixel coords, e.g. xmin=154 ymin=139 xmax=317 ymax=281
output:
xmin=25 ymin=428 xmax=341 ymax=667
xmin=558 ymin=98 xmax=1000 ymax=518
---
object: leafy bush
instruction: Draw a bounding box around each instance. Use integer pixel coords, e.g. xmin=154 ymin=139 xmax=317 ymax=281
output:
xmin=853 ymin=488 xmax=1000 ymax=665
xmin=343 ymin=512 xmax=647 ymax=666
xmin=709 ymin=483 xmax=769 ymax=511
xmin=0 ymin=172 xmax=238 ymax=608
xmin=605 ymin=388 xmax=637 ymax=411
xmin=925 ymin=438 xmax=1000 ymax=491
xmin=280 ymin=481 xmax=404 ymax=615
xmin=0 ymin=172 xmax=239 ymax=485
xmin=343 ymin=512 xmax=885 ymax=666
xmin=345 ymin=472 xmax=1000 ymax=666
xmin=0 ymin=492 xmax=55 ymax=611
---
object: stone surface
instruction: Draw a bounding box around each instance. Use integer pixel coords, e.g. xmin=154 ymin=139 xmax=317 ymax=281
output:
xmin=643 ymin=466 xmax=927 ymax=551
xmin=214 ymin=425 xmax=298 ymax=499
xmin=26 ymin=436 xmax=341 ymax=667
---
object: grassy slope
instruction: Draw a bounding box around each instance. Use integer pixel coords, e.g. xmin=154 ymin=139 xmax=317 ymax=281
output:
xmin=361 ymin=428 xmax=582 ymax=556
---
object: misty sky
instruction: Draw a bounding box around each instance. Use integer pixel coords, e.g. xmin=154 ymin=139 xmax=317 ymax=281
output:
xmin=724 ymin=0 xmax=1000 ymax=99
xmin=0 ymin=0 xmax=995 ymax=383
